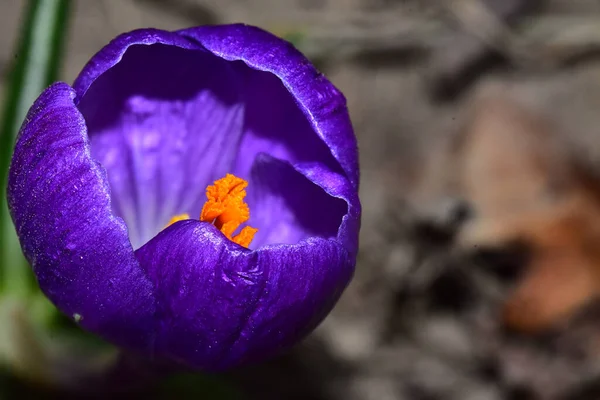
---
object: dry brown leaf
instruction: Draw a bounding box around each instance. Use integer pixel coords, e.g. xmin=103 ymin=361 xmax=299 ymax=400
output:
xmin=456 ymin=94 xmax=600 ymax=333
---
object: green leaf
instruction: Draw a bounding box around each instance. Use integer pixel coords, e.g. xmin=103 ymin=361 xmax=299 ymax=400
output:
xmin=0 ymin=0 xmax=72 ymax=297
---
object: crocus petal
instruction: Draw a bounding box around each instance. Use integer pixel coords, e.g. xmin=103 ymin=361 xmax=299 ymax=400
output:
xmin=179 ymin=24 xmax=359 ymax=190
xmin=135 ymin=220 xmax=352 ymax=370
xmin=7 ymin=83 xmax=155 ymax=350
xmin=292 ymin=161 xmax=361 ymax=255
xmin=75 ymin=32 xmax=245 ymax=248
xmin=73 ymin=29 xmax=201 ymax=100
xmin=247 ymin=154 xmax=349 ymax=249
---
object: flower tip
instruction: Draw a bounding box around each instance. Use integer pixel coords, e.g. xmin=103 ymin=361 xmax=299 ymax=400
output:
xmin=232 ymin=226 xmax=258 ymax=248
xmin=166 ymin=213 xmax=191 ymax=228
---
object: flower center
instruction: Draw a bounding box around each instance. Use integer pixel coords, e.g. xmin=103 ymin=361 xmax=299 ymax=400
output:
xmin=167 ymin=174 xmax=257 ymax=248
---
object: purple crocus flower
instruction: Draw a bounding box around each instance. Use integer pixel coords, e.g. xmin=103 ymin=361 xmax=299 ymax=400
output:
xmin=7 ymin=24 xmax=360 ymax=370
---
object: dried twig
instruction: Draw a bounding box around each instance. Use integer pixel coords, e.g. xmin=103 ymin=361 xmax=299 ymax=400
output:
xmin=255 ymin=6 xmax=600 ymax=70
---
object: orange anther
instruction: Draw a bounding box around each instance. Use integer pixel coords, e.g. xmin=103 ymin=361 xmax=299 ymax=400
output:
xmin=232 ymin=226 xmax=259 ymax=248
xmin=200 ymin=174 xmax=257 ymax=247
xmin=165 ymin=174 xmax=257 ymax=248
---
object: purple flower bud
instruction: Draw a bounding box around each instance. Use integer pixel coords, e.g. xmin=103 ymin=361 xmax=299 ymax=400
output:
xmin=7 ymin=25 xmax=360 ymax=370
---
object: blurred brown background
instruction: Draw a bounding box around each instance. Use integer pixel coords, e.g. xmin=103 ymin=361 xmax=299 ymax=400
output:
xmin=5 ymin=1 xmax=600 ymax=399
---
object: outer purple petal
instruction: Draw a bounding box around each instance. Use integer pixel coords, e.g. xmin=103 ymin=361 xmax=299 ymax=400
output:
xmin=7 ymin=82 xmax=155 ymax=351
xmin=293 ymin=161 xmax=361 ymax=256
xmin=72 ymin=29 xmax=202 ymax=101
xmin=247 ymin=154 xmax=358 ymax=253
xmin=178 ymin=24 xmax=359 ymax=190
xmin=135 ymin=220 xmax=352 ymax=370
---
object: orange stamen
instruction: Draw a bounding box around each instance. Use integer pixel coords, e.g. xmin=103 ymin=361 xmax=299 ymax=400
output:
xmin=166 ymin=174 xmax=257 ymax=248
xmin=200 ymin=174 xmax=257 ymax=247
xmin=232 ymin=226 xmax=259 ymax=248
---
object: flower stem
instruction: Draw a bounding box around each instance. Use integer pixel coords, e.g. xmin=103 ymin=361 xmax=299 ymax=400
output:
xmin=0 ymin=0 xmax=72 ymax=297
